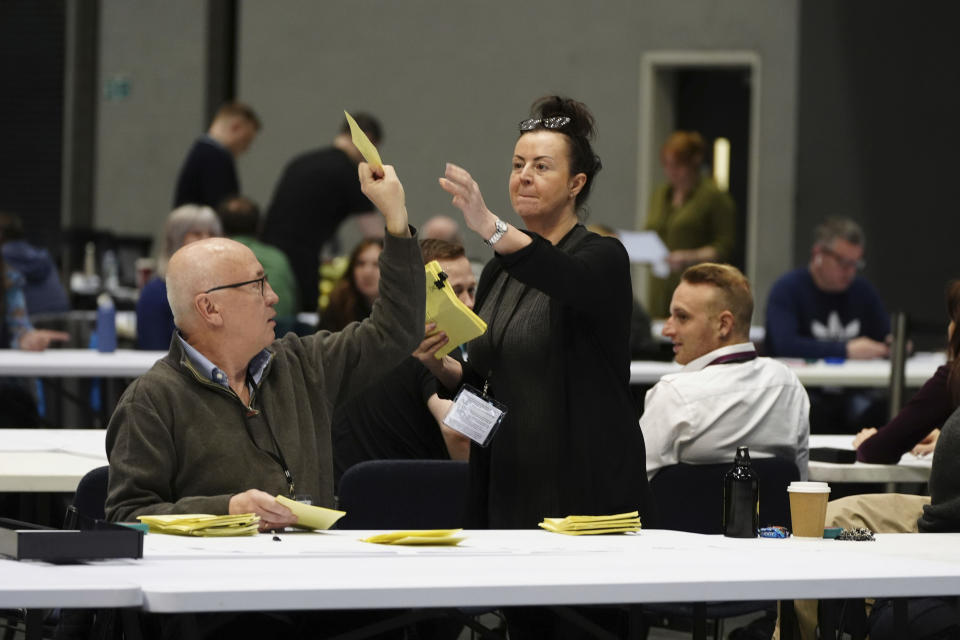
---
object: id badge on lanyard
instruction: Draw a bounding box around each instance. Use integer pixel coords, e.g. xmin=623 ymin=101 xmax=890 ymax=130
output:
xmin=442 ymin=384 xmax=507 ymax=447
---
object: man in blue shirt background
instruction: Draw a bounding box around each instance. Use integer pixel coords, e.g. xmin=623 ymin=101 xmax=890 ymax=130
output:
xmin=766 ymin=217 xmax=890 ymax=433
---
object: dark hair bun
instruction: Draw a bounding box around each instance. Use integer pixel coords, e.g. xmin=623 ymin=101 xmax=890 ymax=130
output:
xmin=531 ymin=95 xmax=597 ymax=142
xmin=527 ymin=95 xmax=602 ymax=212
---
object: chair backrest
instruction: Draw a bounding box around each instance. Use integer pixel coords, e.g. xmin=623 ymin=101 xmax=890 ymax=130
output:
xmin=64 ymin=465 xmax=109 ymax=528
xmin=336 ymin=460 xmax=469 ymax=530
xmin=650 ymin=456 xmax=800 ymax=534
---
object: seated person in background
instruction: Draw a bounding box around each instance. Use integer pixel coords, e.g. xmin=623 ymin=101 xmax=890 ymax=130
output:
xmin=859 ymin=406 xmax=960 ymax=640
xmin=920 ymin=406 xmax=960 ymax=533
xmin=105 ymin=163 xmax=424 ymax=526
xmin=640 ymin=263 xmax=809 ymax=480
xmin=332 ymin=238 xmax=473 ymax=488
xmin=136 ymin=205 xmax=222 ymax=350
xmin=1 ymin=257 xmax=69 ymax=426
xmin=766 ymin=217 xmax=889 ymax=360
xmin=854 ymin=279 xmax=960 ymax=463
xmin=318 ymin=238 xmax=382 ymax=331
xmin=0 ymin=212 xmax=69 ymax=314
xmin=216 ymin=195 xmax=299 ymax=334
xmin=766 ymin=217 xmax=890 ymax=433
xmin=420 ymin=215 xmax=464 ymax=244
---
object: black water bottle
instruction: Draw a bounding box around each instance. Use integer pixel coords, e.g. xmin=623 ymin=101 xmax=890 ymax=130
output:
xmin=722 ymin=446 xmax=759 ymax=538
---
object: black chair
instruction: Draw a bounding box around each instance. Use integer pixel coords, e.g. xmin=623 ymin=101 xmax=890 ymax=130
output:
xmin=643 ymin=456 xmax=801 ymax=639
xmin=63 ymin=465 xmax=109 ymax=528
xmin=336 ymin=459 xmax=469 ymax=530
xmin=651 ymin=456 xmax=800 ymax=534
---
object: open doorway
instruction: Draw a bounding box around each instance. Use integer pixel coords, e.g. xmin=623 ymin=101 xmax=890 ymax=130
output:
xmin=635 ymin=51 xmax=761 ymax=309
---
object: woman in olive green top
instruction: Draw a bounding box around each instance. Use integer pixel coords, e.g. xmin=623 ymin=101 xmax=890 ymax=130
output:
xmin=645 ymin=131 xmax=736 ymax=317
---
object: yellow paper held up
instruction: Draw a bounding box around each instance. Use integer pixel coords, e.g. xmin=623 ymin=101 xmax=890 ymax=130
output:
xmin=362 ymin=528 xmax=464 ymax=546
xmin=276 ymin=495 xmax=346 ymax=530
xmin=425 ymin=261 xmax=487 ymax=358
xmin=344 ymin=110 xmax=383 ymax=170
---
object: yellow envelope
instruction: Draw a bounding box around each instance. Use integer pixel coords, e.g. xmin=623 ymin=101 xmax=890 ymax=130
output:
xmin=538 ymin=522 xmax=640 ymax=536
xmin=275 ymin=495 xmax=346 ymax=530
xmin=557 ymin=511 xmax=639 ymax=523
xmin=344 ymin=110 xmax=383 ymax=170
xmin=361 ymin=529 xmax=464 ymax=545
xmin=540 ymin=518 xmax=640 ymax=531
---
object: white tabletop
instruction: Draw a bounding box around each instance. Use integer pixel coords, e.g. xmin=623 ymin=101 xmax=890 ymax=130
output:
xmin=5 ymin=529 xmax=960 ymax=613
xmin=807 ymin=434 xmax=932 ymax=484
xmin=0 ymin=348 xmax=166 ymax=377
xmin=0 ymin=429 xmax=107 ymax=492
xmin=0 ymin=560 xmax=141 ymax=608
xmin=630 ymin=352 xmax=945 ymax=388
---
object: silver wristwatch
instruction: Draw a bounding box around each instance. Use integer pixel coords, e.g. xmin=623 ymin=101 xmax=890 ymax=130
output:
xmin=485 ymin=217 xmax=508 ymax=246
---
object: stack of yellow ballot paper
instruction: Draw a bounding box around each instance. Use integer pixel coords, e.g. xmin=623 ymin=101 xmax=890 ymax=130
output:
xmin=425 ymin=261 xmax=487 ymax=358
xmin=137 ymin=513 xmax=260 ymax=537
xmin=539 ymin=511 xmax=641 ymax=535
xmin=361 ymin=529 xmax=464 ymax=546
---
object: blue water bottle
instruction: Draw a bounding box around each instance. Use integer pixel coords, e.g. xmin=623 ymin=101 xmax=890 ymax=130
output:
xmin=96 ymin=292 xmax=117 ymax=353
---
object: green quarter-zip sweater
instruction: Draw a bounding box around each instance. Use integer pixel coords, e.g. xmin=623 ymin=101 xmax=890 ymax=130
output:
xmin=105 ymin=231 xmax=424 ymax=522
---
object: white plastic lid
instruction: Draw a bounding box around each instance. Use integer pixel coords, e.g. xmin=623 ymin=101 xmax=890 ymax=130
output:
xmin=788 ymin=481 xmax=831 ymax=493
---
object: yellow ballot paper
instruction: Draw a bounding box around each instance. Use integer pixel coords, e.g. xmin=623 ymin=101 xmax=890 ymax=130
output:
xmin=538 ymin=511 xmax=641 ymax=536
xmin=425 ymin=261 xmax=487 ymax=358
xmin=275 ymin=495 xmax=346 ymax=530
xmin=344 ymin=110 xmax=382 ymax=170
xmin=361 ymin=528 xmax=465 ymax=546
xmin=137 ymin=513 xmax=260 ymax=537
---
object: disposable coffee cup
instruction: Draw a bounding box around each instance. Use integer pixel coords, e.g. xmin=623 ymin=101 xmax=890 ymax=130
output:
xmin=787 ymin=481 xmax=830 ymax=538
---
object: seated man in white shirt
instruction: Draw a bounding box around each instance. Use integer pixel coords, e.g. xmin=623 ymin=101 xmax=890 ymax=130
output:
xmin=640 ymin=263 xmax=810 ymax=480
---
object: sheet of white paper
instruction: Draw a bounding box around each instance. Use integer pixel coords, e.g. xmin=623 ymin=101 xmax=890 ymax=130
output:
xmin=617 ymin=230 xmax=670 ymax=276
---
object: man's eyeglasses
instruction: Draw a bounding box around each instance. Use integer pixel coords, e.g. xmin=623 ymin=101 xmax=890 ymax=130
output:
xmin=204 ymin=274 xmax=269 ymax=296
xmin=518 ymin=116 xmax=571 ymax=132
xmin=822 ymin=247 xmax=865 ymax=271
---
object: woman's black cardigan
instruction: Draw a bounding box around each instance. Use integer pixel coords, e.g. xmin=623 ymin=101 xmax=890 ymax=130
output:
xmin=460 ymin=225 xmax=656 ymax=528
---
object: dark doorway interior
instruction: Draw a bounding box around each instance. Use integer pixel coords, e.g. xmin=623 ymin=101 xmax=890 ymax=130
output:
xmin=674 ymin=68 xmax=751 ymax=272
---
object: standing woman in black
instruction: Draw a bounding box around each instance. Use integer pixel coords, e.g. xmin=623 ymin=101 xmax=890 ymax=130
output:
xmin=423 ymin=96 xmax=654 ymax=536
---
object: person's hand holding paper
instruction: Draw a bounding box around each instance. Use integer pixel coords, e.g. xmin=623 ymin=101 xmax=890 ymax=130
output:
xmin=349 ymin=108 xmax=409 ymax=238
xmin=344 ymin=110 xmax=383 ymax=174
xmin=228 ymin=489 xmax=297 ymax=532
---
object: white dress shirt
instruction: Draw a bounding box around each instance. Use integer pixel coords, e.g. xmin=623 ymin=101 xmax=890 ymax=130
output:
xmin=640 ymin=342 xmax=810 ymax=480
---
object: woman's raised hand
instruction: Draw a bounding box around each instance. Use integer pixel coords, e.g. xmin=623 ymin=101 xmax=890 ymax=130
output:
xmin=439 ymin=163 xmax=495 ymax=237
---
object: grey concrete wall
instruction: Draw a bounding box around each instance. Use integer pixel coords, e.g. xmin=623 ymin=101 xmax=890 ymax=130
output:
xmin=237 ymin=0 xmax=799 ymax=316
xmin=93 ymin=0 xmax=206 ymax=248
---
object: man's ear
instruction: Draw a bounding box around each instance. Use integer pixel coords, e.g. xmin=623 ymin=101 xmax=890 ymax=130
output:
xmin=194 ymin=293 xmax=224 ymax=327
xmin=717 ymin=309 xmax=735 ymax=340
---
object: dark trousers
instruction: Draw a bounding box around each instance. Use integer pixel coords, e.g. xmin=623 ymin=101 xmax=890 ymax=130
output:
xmin=868 ymin=597 xmax=960 ymax=640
